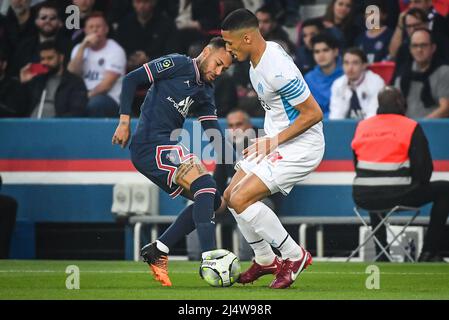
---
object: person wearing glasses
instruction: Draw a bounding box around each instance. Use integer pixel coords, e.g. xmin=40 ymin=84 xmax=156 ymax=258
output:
xmin=394 ymin=28 xmax=449 ymax=119
xmin=8 ymin=1 xmax=72 ymax=77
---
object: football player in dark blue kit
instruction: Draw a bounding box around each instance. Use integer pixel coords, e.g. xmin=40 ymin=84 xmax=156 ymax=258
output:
xmin=112 ymin=37 xmax=234 ymax=286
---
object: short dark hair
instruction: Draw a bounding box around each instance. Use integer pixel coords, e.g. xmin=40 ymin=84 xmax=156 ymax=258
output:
xmin=38 ymin=41 xmax=63 ymax=54
xmin=404 ymin=7 xmax=429 ymax=24
xmin=208 ymin=36 xmax=227 ymax=50
xmin=255 ymin=4 xmax=275 ymax=20
xmin=302 ymin=18 xmax=325 ymax=31
xmin=377 ymin=86 xmax=406 ymax=115
xmin=343 ymin=47 xmax=368 ymax=63
xmin=35 ymin=1 xmax=61 ymax=19
xmin=221 ymin=8 xmax=259 ymax=31
xmin=311 ymin=33 xmax=339 ymax=49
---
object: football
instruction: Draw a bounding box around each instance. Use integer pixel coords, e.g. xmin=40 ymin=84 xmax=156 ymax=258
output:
xmin=199 ymin=249 xmax=241 ymax=287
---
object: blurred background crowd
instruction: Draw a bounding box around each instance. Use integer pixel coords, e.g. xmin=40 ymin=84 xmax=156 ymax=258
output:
xmin=1 ymin=0 xmax=449 ymax=120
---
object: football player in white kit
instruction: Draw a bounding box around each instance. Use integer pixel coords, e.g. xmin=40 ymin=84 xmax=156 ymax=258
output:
xmin=221 ymin=9 xmax=325 ymax=289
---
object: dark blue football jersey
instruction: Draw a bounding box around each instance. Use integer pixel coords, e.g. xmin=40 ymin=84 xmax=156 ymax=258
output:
xmin=131 ymin=54 xmax=217 ymax=143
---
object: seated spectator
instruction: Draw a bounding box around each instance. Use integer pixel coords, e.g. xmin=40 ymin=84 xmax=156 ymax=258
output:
xmin=19 ymin=41 xmax=87 ymax=117
xmin=390 ymin=8 xmax=449 ymax=68
xmin=68 ymin=12 xmax=126 ymax=117
xmin=115 ymin=0 xmax=177 ymax=71
xmin=5 ymin=0 xmax=37 ymax=55
xmin=69 ymin=0 xmax=96 ymax=44
xmin=9 ymin=1 xmax=72 ymax=77
xmin=322 ymin=0 xmax=361 ymax=49
xmin=263 ymin=0 xmax=300 ymax=28
xmin=355 ymin=0 xmax=394 ymax=63
xmin=329 ymin=47 xmax=384 ymax=119
xmin=0 ymin=175 xmax=18 ymax=260
xmin=175 ymin=0 xmax=221 ymax=54
xmin=395 ymin=29 xmax=449 ymax=118
xmin=255 ymin=4 xmax=295 ymax=55
xmin=0 ymin=48 xmax=30 ymax=117
xmin=305 ymin=34 xmax=343 ymax=118
xmin=352 ymin=86 xmax=449 ymax=262
xmin=407 ymin=0 xmax=449 ymax=33
xmin=295 ymin=18 xmax=325 ymax=75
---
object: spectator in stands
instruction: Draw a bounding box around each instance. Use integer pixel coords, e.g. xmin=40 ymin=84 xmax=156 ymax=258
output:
xmin=329 ymin=48 xmax=384 ymax=119
xmin=395 ymin=29 xmax=449 ymax=119
xmin=305 ymin=33 xmax=343 ymax=118
xmin=69 ymin=0 xmax=96 ymax=44
xmin=263 ymin=0 xmax=300 ymax=28
xmin=19 ymin=41 xmax=87 ymax=117
xmin=9 ymin=1 xmax=72 ymax=77
xmin=322 ymin=0 xmax=360 ymax=48
xmin=407 ymin=0 xmax=449 ymax=33
xmin=68 ymin=12 xmax=126 ymax=117
xmin=115 ymin=0 xmax=177 ymax=71
xmin=352 ymin=86 xmax=449 ymax=262
xmin=390 ymin=6 xmax=449 ymax=60
xmin=390 ymin=8 xmax=449 ymax=76
xmin=255 ymin=4 xmax=295 ymax=55
xmin=175 ymin=0 xmax=221 ymax=54
xmin=4 ymin=0 xmax=37 ymax=55
xmin=355 ymin=0 xmax=394 ymax=63
xmin=0 ymin=175 xmax=17 ymax=260
xmin=295 ymin=18 xmax=325 ymax=74
xmin=0 ymin=48 xmax=30 ymax=117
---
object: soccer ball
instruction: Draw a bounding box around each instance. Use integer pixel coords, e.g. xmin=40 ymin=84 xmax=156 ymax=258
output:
xmin=199 ymin=249 xmax=241 ymax=287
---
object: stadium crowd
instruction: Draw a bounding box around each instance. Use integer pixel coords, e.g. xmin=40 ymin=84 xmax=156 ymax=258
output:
xmin=1 ymin=0 xmax=449 ymax=119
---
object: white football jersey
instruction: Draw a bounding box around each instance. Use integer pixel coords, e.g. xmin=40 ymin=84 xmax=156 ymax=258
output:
xmin=249 ymin=41 xmax=324 ymax=147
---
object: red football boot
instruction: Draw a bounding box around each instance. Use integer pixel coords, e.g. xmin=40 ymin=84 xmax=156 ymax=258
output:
xmin=270 ymin=248 xmax=312 ymax=289
xmin=238 ymin=256 xmax=283 ymax=284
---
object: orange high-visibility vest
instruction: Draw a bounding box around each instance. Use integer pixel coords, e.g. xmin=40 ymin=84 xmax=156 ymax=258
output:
xmin=351 ymin=114 xmax=418 ymax=186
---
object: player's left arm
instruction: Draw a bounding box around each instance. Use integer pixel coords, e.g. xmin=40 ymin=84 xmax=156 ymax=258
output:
xmin=199 ymin=108 xmax=236 ymax=176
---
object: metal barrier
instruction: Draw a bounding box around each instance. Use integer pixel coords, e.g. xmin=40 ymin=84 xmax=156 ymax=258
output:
xmin=128 ymin=215 xmax=437 ymax=261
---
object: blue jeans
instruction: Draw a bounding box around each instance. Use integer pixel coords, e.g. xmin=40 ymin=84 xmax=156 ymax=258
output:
xmin=87 ymin=94 xmax=119 ymax=118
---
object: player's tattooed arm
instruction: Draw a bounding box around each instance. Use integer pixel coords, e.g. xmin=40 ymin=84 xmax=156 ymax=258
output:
xmin=175 ymin=158 xmax=208 ymax=189
xmin=112 ymin=115 xmax=131 ymax=148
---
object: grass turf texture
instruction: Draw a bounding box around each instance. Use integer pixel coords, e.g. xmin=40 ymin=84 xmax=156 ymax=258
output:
xmin=1 ymin=260 xmax=448 ymax=300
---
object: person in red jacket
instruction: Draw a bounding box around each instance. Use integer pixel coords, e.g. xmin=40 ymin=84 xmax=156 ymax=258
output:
xmin=352 ymin=86 xmax=449 ymax=262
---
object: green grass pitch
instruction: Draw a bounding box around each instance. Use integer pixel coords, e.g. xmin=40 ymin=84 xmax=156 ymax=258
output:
xmin=1 ymin=260 xmax=448 ymax=300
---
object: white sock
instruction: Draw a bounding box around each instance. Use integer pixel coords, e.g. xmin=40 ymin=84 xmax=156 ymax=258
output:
xmin=229 ymin=208 xmax=276 ymax=266
xmin=156 ymin=240 xmax=169 ymax=254
xmin=239 ymin=202 xmax=304 ymax=261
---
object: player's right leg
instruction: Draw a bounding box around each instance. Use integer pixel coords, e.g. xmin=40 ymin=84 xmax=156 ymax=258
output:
xmin=224 ymin=169 xmax=282 ymax=284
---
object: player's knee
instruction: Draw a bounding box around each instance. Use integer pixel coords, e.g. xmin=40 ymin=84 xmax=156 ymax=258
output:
xmin=228 ymin=191 xmax=250 ymax=213
xmin=223 ymin=186 xmax=232 ymax=205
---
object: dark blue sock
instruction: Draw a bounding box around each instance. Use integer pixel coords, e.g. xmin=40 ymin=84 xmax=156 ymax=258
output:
xmin=158 ymin=204 xmax=195 ymax=249
xmin=191 ymin=175 xmax=218 ymax=252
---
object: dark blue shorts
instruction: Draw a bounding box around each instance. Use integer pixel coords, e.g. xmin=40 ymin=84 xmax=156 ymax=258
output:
xmin=129 ymin=140 xmax=195 ymax=199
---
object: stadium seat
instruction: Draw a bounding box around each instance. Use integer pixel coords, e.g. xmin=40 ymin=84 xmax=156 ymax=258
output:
xmin=347 ymin=205 xmax=421 ymax=262
xmin=368 ymin=61 xmax=396 ymax=85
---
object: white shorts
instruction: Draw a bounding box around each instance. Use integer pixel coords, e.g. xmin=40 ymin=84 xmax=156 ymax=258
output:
xmin=235 ymin=141 xmax=325 ymax=196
